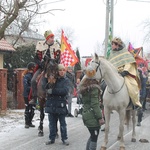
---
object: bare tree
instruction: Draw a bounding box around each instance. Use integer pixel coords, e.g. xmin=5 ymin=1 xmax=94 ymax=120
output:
xmin=0 ymin=0 xmax=65 ymax=44
xmin=55 ymin=26 xmax=75 ymax=44
xmin=142 ymin=19 xmax=150 ymax=43
xmin=94 ymin=41 xmax=104 ymax=56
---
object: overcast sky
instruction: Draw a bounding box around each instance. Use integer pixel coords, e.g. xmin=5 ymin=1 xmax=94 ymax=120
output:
xmin=36 ymin=0 xmax=150 ymax=57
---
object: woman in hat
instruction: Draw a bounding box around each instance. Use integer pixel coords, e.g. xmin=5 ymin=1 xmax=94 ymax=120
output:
xmin=79 ymin=65 xmax=105 ymax=150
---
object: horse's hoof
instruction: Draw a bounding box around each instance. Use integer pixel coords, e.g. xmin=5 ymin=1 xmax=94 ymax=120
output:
xmin=38 ymin=131 xmax=44 ymax=137
xmin=100 ymin=146 xmax=107 ymax=150
xmin=120 ymin=146 xmax=125 ymax=150
xmin=131 ymin=138 xmax=136 ymax=142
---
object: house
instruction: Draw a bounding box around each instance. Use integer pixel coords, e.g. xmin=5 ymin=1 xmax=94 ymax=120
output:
xmin=5 ymin=28 xmax=45 ymax=48
xmin=0 ymin=38 xmax=16 ymax=68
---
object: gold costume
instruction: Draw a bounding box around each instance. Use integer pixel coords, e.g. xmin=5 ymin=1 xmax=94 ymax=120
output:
xmin=109 ymin=48 xmax=142 ymax=107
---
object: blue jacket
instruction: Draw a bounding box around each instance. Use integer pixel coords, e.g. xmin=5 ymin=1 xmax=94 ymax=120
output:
xmin=45 ymin=76 xmax=70 ymax=114
xmin=23 ymin=72 xmax=33 ymax=98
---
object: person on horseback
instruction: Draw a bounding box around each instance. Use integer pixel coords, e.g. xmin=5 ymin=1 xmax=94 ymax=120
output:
xmin=108 ymin=37 xmax=142 ymax=109
xmin=79 ymin=65 xmax=105 ymax=150
xmin=30 ymin=30 xmax=61 ymax=105
xmin=22 ymin=62 xmax=36 ymax=128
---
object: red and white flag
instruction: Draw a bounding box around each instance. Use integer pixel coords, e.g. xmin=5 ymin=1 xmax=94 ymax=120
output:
xmin=60 ymin=30 xmax=78 ymax=67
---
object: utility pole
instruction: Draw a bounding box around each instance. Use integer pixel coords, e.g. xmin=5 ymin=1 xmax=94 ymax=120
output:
xmin=104 ymin=0 xmax=114 ymax=57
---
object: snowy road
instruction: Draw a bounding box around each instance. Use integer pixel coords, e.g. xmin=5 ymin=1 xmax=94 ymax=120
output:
xmin=0 ymin=98 xmax=150 ymax=150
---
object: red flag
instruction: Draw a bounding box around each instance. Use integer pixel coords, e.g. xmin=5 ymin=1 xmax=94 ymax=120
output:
xmin=128 ymin=42 xmax=142 ymax=57
xmin=60 ymin=30 xmax=78 ymax=67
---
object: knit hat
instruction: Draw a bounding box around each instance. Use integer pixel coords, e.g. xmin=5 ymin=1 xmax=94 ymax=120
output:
xmin=44 ymin=30 xmax=54 ymax=41
xmin=58 ymin=64 xmax=65 ymax=70
xmin=85 ymin=65 xmax=96 ymax=79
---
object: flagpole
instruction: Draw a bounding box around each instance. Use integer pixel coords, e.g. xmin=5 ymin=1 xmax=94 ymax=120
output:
xmin=104 ymin=0 xmax=110 ymax=57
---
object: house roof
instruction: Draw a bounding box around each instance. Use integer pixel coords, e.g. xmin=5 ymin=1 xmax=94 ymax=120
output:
xmin=0 ymin=38 xmax=16 ymax=52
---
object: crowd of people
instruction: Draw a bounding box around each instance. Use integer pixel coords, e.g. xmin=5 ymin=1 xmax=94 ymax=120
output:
xmin=22 ymin=28 xmax=150 ymax=150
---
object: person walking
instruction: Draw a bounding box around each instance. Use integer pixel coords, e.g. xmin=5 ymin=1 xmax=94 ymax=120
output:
xmin=30 ymin=29 xmax=60 ymax=105
xmin=45 ymin=64 xmax=70 ymax=145
xmin=22 ymin=62 xmax=36 ymax=128
xmin=108 ymin=37 xmax=142 ymax=109
xmin=137 ymin=63 xmax=148 ymax=126
xmin=66 ymin=66 xmax=76 ymax=117
xmin=78 ymin=65 xmax=105 ymax=150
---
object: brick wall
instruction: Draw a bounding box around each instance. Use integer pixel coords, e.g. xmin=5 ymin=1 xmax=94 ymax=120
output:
xmin=15 ymin=68 xmax=25 ymax=109
xmin=0 ymin=69 xmax=7 ymax=112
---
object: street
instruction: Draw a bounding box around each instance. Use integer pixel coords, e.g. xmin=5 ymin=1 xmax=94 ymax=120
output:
xmin=0 ymin=98 xmax=150 ymax=150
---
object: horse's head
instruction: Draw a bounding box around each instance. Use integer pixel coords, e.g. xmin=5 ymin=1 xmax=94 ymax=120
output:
xmin=45 ymin=59 xmax=59 ymax=84
xmin=89 ymin=53 xmax=103 ymax=82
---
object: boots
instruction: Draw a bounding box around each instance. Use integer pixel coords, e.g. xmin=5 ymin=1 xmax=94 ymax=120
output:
xmin=25 ymin=112 xmax=30 ymax=128
xmin=28 ymin=108 xmax=35 ymax=127
xmin=89 ymin=142 xmax=97 ymax=150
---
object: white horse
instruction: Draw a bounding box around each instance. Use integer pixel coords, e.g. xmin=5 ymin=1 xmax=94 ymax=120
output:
xmin=90 ymin=54 xmax=136 ymax=150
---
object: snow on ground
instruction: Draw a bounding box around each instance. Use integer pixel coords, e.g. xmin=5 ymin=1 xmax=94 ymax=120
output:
xmin=0 ymin=98 xmax=79 ymax=134
xmin=0 ymin=109 xmax=41 ymax=133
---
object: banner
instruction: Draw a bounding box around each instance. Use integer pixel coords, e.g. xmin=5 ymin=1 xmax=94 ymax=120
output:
xmin=106 ymin=20 xmax=112 ymax=59
xmin=128 ymin=42 xmax=142 ymax=57
xmin=60 ymin=30 xmax=78 ymax=67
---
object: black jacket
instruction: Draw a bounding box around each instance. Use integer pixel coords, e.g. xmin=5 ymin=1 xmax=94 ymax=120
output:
xmin=45 ymin=76 xmax=70 ymax=114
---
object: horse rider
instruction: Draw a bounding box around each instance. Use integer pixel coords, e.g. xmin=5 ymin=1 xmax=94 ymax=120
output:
xmin=108 ymin=37 xmax=142 ymax=109
xmin=30 ymin=30 xmax=61 ymax=105
xmin=22 ymin=62 xmax=36 ymax=128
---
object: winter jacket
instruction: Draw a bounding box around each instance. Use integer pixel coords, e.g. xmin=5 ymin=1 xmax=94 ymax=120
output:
xmin=45 ymin=76 xmax=70 ymax=115
xmin=66 ymin=71 xmax=76 ymax=94
xmin=80 ymin=84 xmax=102 ymax=129
xmin=23 ymin=72 xmax=33 ymax=98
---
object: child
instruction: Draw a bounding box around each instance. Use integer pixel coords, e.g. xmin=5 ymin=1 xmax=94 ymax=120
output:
xmin=22 ymin=62 xmax=36 ymax=128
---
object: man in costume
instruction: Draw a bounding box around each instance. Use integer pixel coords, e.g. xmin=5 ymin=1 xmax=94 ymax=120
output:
xmin=108 ymin=37 xmax=142 ymax=108
xmin=30 ymin=30 xmax=61 ymax=104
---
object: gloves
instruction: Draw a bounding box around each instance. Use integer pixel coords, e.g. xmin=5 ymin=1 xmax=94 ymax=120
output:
xmin=47 ymin=88 xmax=52 ymax=94
xmin=120 ymin=71 xmax=129 ymax=77
xmin=99 ymin=118 xmax=105 ymax=125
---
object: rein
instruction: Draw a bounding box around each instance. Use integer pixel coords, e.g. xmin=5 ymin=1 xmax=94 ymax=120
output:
xmin=92 ymin=60 xmax=125 ymax=94
xmin=107 ymin=79 xmax=125 ymax=94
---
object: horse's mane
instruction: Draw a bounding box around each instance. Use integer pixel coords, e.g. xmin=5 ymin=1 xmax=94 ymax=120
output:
xmin=92 ymin=53 xmax=118 ymax=74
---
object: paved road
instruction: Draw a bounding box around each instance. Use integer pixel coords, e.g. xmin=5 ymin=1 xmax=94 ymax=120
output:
xmin=0 ymin=98 xmax=150 ymax=150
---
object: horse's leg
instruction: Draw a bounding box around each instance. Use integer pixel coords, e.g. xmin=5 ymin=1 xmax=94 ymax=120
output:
xmin=117 ymin=109 xmax=126 ymax=150
xmin=101 ymin=107 xmax=110 ymax=150
xmin=131 ymin=110 xmax=136 ymax=142
xmin=38 ymin=99 xmax=45 ymax=137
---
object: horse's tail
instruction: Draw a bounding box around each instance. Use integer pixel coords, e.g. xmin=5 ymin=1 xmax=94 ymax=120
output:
xmin=125 ymin=110 xmax=131 ymax=130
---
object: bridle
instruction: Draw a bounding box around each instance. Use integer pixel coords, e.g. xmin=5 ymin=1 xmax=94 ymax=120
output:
xmin=91 ymin=60 xmax=102 ymax=80
xmin=91 ymin=60 xmax=125 ymax=94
